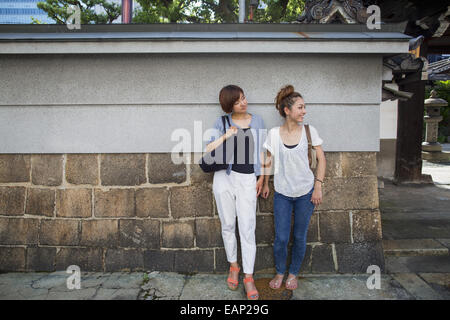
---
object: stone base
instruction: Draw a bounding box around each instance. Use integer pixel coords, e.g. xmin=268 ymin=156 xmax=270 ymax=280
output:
xmin=422 ymin=151 xmax=450 ymax=162
xmin=422 ymin=143 xmax=442 ymax=152
xmin=393 ymin=174 xmax=434 ymax=185
xmin=0 ymin=152 xmax=384 ymax=274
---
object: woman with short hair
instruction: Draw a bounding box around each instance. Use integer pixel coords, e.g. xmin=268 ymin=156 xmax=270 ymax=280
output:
xmin=206 ymin=84 xmax=266 ymax=300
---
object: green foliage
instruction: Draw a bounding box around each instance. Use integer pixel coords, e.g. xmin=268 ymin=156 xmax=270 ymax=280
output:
xmin=133 ymin=0 xmax=305 ymax=23
xmin=425 ymin=80 xmax=450 ymax=143
xmin=134 ymin=0 xmax=190 ymax=23
xmin=253 ymin=0 xmax=305 ymax=23
xmin=133 ymin=0 xmax=240 ymax=23
xmin=34 ymin=0 xmax=305 ymax=24
xmin=36 ymin=0 xmax=121 ymax=24
xmin=142 ymin=272 xmax=149 ymax=284
xmin=31 ymin=16 xmax=46 ymax=24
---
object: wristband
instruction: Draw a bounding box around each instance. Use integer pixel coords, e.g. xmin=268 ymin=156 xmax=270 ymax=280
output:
xmin=315 ymin=178 xmax=323 ymax=184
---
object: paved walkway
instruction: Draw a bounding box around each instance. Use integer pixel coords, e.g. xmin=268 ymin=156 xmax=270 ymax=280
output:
xmin=0 ymin=271 xmax=437 ymax=300
xmin=422 ymin=144 xmax=450 ymax=189
xmin=376 ymin=158 xmax=450 ymax=300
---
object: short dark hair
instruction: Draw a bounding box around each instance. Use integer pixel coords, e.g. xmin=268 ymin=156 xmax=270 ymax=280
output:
xmin=219 ymin=85 xmax=244 ymax=113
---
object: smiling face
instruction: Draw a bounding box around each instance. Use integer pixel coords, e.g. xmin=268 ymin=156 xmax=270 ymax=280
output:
xmin=232 ymin=92 xmax=248 ymax=114
xmin=284 ymin=97 xmax=306 ymax=122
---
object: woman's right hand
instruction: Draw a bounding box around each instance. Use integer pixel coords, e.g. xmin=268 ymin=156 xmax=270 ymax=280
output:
xmin=261 ymin=183 xmax=270 ymax=199
xmin=224 ymin=126 xmax=238 ymax=139
xmin=205 ymin=126 xmax=237 ymax=153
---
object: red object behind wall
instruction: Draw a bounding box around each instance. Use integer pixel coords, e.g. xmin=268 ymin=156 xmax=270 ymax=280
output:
xmin=122 ymin=0 xmax=133 ymax=24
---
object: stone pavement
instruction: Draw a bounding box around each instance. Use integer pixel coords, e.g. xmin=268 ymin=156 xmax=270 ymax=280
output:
xmin=376 ymin=158 xmax=450 ymax=300
xmin=0 ymin=159 xmax=448 ymax=300
xmin=0 ymin=269 xmax=447 ymax=300
xmin=0 ymin=271 xmax=434 ymax=300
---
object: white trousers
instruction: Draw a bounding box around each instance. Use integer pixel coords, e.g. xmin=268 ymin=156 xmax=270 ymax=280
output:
xmin=213 ymin=170 xmax=257 ymax=274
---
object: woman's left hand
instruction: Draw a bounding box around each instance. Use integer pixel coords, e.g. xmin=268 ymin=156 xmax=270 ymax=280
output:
xmin=256 ymin=176 xmax=264 ymax=197
xmin=311 ymin=187 xmax=323 ymax=206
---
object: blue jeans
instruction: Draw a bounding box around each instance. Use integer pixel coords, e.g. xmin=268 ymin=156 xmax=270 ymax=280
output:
xmin=273 ymin=188 xmax=315 ymax=276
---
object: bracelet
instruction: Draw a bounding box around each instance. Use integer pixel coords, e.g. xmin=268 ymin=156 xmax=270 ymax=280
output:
xmin=314 ymin=178 xmax=324 ymax=184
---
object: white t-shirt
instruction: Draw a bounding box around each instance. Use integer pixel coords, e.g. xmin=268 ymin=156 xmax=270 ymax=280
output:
xmin=263 ymin=124 xmax=323 ymax=197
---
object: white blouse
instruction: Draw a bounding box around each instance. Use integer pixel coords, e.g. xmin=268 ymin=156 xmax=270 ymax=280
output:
xmin=263 ymin=124 xmax=323 ymax=197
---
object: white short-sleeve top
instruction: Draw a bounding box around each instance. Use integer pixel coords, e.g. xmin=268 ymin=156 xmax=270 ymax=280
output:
xmin=263 ymin=124 xmax=323 ymax=197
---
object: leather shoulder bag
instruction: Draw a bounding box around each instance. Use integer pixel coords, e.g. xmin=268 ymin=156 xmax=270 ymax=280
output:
xmin=199 ymin=116 xmax=232 ymax=173
xmin=304 ymin=124 xmax=318 ymax=170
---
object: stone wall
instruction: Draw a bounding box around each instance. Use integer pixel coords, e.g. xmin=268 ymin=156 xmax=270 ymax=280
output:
xmin=0 ymin=152 xmax=384 ymax=274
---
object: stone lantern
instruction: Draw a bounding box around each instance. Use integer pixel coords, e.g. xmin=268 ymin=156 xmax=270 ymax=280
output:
xmin=422 ymin=90 xmax=450 ymax=161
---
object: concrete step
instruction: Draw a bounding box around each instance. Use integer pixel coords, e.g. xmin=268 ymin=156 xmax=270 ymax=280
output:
xmin=381 ymin=219 xmax=450 ymax=240
xmin=390 ymin=273 xmax=446 ymax=300
xmin=385 ymin=255 xmax=450 ymax=274
xmin=383 ymin=239 xmax=449 ymax=257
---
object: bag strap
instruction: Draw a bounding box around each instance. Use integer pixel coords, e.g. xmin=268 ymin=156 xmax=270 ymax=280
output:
xmin=304 ymin=124 xmax=313 ymax=167
xmin=221 ymin=116 xmax=227 ymax=134
xmin=221 ymin=116 xmax=231 ymax=163
xmin=222 ymin=115 xmax=231 ymax=133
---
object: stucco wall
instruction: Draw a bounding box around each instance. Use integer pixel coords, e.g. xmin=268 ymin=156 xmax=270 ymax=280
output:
xmin=378 ymin=89 xmax=399 ymax=178
xmin=0 ymin=53 xmax=381 ymax=153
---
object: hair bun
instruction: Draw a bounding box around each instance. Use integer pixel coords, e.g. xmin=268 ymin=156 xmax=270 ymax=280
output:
xmin=274 ymin=84 xmax=303 ymax=118
xmin=275 ymin=85 xmax=294 ymax=110
xmin=280 ymin=85 xmax=295 ymax=100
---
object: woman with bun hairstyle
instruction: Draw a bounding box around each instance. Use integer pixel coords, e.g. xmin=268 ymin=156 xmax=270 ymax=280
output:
xmin=261 ymin=85 xmax=326 ymax=290
xmin=206 ymin=85 xmax=267 ymax=300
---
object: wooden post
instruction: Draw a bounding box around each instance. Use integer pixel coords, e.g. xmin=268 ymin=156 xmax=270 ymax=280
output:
xmin=394 ymin=42 xmax=432 ymax=184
